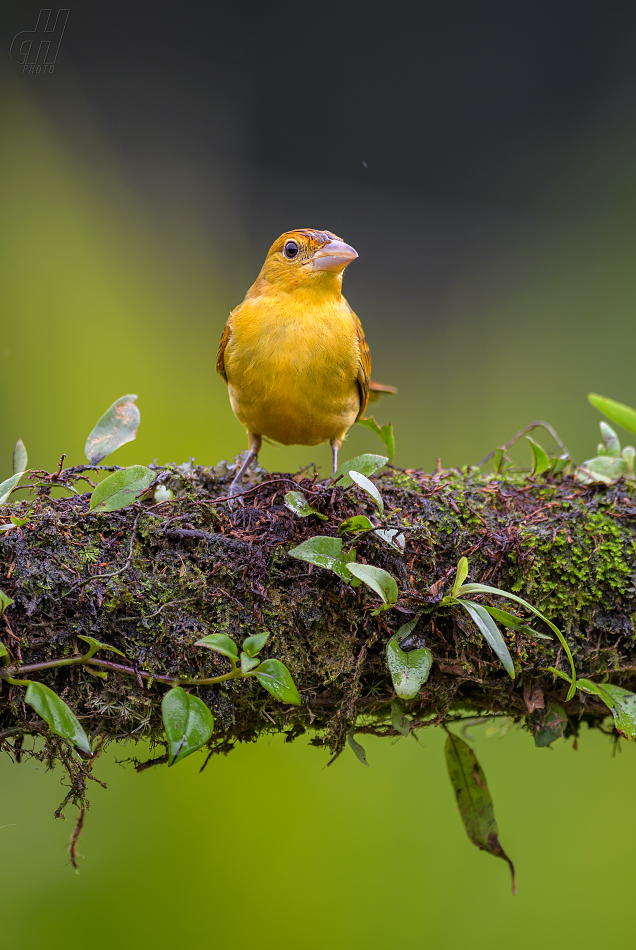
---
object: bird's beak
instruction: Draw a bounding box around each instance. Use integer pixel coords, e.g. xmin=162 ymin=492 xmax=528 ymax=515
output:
xmin=312 ymin=239 xmax=358 ymax=272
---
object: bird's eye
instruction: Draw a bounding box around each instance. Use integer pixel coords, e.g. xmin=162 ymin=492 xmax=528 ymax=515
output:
xmin=283 ymin=240 xmax=299 ymax=260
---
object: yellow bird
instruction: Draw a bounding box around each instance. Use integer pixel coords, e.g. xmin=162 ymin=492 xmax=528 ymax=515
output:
xmin=217 ymin=228 xmax=395 ymax=495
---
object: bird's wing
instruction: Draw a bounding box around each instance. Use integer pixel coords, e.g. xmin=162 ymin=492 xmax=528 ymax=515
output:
xmin=351 ymin=309 xmax=371 ymax=421
xmin=216 ymin=321 xmax=231 ymax=383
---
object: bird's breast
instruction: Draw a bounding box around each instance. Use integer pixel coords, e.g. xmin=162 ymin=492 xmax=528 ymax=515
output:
xmin=224 ymin=297 xmax=361 ymax=445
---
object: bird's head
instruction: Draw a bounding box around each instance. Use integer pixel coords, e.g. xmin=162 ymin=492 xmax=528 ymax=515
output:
xmin=252 ymin=229 xmax=358 ymax=296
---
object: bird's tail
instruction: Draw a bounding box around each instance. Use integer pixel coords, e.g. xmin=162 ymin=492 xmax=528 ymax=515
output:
xmin=368 ymin=379 xmax=398 ymax=402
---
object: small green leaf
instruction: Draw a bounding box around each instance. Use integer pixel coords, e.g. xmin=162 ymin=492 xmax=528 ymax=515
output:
xmin=550 ymin=455 xmax=570 ymax=475
xmin=480 ymin=605 xmax=552 ymax=640
xmin=0 ymin=640 xmax=9 ymax=660
xmin=251 ymin=659 xmax=301 ymax=705
xmin=357 ymin=416 xmax=395 ymax=460
xmin=12 ymin=439 xmax=28 ymax=475
xmin=622 ymin=445 xmax=635 ymax=476
xmin=390 ymin=700 xmax=410 ymax=737
xmin=162 ymin=686 xmax=214 ymax=765
xmin=348 ymin=470 xmax=384 ymax=516
xmin=288 ymin=536 xmax=352 ymax=582
xmin=84 ymin=394 xmax=141 ymax=465
xmin=346 ymin=563 xmax=398 ymax=612
xmin=347 ymin=729 xmax=369 ymax=766
xmin=577 ymin=679 xmax=636 ymax=740
xmin=332 ymin=454 xmax=388 ymax=488
xmin=0 ymin=472 xmax=23 ymax=506
xmin=89 ymin=465 xmax=155 ymax=513
xmin=588 ymin=393 xmax=636 ymax=438
xmin=242 ymin=632 xmax=269 ymax=658
xmin=396 ymin=617 xmax=418 ymax=640
xmin=455 ymin=599 xmax=514 ymax=678
xmin=373 ymin=528 xmax=405 ymax=552
xmin=444 ymin=731 xmax=515 ymax=894
xmin=284 ymin=490 xmax=328 ymax=521
xmin=452 ymin=557 xmax=469 ymax=598
xmin=241 ymin=652 xmax=260 ymax=673
xmin=575 ymin=456 xmax=626 ymax=485
xmin=77 ymin=635 xmax=126 ymax=659
xmin=386 ymin=638 xmax=432 ymax=699
xmin=526 ymin=436 xmax=551 ymax=476
xmin=195 ymin=633 xmax=239 ymax=660
xmin=10 ymin=514 xmax=30 ymax=527
xmin=338 ymin=515 xmax=374 ymax=535
xmin=493 ymin=447 xmax=505 ymax=475
xmin=0 ymin=591 xmax=14 ymax=616
xmin=534 ymin=702 xmax=567 ymax=747
xmin=598 ymin=422 xmax=621 ymax=457
xmin=25 ymin=682 xmax=92 ymax=755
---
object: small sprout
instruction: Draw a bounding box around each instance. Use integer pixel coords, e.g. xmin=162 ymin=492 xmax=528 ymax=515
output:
xmin=598 ymin=422 xmax=621 ymax=458
xmin=338 ymin=515 xmax=374 ymax=535
xmin=348 ymin=470 xmax=384 ymax=516
xmin=451 ymin=557 xmax=469 ymax=598
xmin=162 ymin=686 xmax=214 ymax=766
xmin=493 ymin=447 xmax=505 ymax=474
xmin=526 ymin=436 xmax=551 ymax=476
xmin=89 ymin=465 xmax=155 ymax=513
xmin=332 ymin=453 xmax=388 ymax=488
xmin=84 ymin=394 xmax=141 ymax=465
xmin=284 ymin=490 xmax=328 ymax=521
xmin=575 ymin=456 xmax=626 ymax=485
xmin=25 ymin=682 xmax=92 ymax=755
xmin=357 ymin=416 xmax=395 ymax=460
xmin=347 ymin=729 xmax=369 ymax=766
xmin=153 ymin=485 xmax=174 ymax=503
xmin=622 ymin=445 xmax=635 ymax=476
xmin=12 ymin=439 xmax=28 ymax=475
xmin=550 ymin=455 xmax=570 ymax=475
xmin=240 ymin=652 xmax=260 ymax=674
xmin=195 ymin=633 xmax=239 ymax=660
xmin=0 ymin=472 xmax=24 ymax=506
xmin=346 ymin=563 xmax=398 ymax=614
xmin=242 ymin=632 xmax=269 ymax=657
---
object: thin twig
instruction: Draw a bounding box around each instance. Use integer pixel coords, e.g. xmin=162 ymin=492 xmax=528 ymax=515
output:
xmin=477 ymin=421 xmax=571 ymax=467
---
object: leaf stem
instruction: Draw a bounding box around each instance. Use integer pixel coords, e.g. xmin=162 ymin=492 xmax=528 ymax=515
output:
xmin=0 ymin=655 xmax=246 ymax=688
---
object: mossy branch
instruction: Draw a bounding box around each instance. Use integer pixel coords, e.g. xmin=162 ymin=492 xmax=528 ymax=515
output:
xmin=1 ymin=462 xmax=636 ymax=759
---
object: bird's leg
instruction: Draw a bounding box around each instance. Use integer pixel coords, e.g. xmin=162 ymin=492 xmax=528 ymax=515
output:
xmin=330 ymin=439 xmax=341 ymax=478
xmin=229 ymin=433 xmax=262 ymax=497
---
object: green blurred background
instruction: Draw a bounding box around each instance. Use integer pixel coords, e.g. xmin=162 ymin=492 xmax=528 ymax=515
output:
xmin=2 ymin=3 xmax=636 ymax=946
